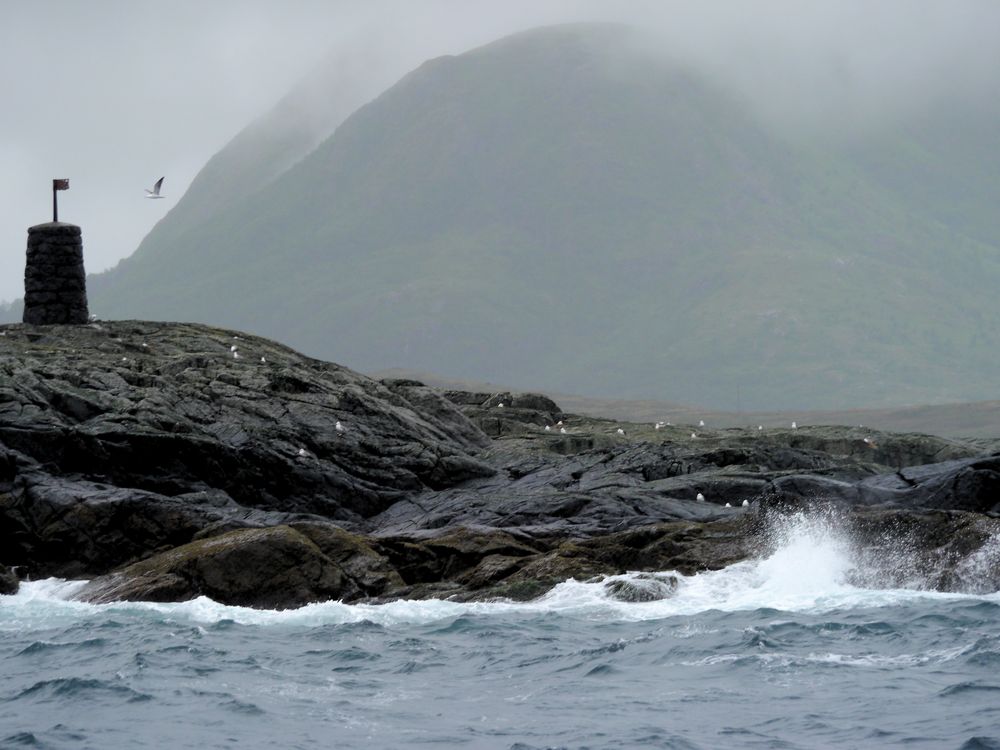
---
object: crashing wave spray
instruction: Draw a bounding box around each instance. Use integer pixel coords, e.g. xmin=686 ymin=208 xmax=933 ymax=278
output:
xmin=5 ymin=514 xmax=999 ymax=625
xmin=752 ymin=511 xmax=854 ymax=598
xmin=542 ymin=512 xmax=871 ymax=616
xmin=574 ymin=510 xmax=1000 ymax=616
xmin=950 ymin=531 xmax=1000 ymax=594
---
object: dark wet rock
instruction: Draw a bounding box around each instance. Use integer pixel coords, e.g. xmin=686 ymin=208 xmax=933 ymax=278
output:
xmin=0 ymin=323 xmax=491 ymax=511
xmin=0 ymin=564 xmax=18 ymax=595
xmin=375 ymin=527 xmax=542 ymax=591
xmin=857 ymin=456 xmax=1000 ymax=514
xmin=378 ymin=378 xmax=490 ymax=454
xmin=604 ymin=573 xmax=679 ymax=602
xmin=76 ymin=523 xmax=404 ymax=608
xmin=3 ymin=320 xmax=998 ymax=607
xmin=455 ymin=517 xmax=757 ymax=602
xmin=0 ymin=466 xmax=316 ymax=580
xmin=509 ymin=393 xmax=560 ymax=413
xmin=0 ymin=322 xmax=493 ymax=578
xmin=766 ymin=475 xmax=863 ymax=507
xmin=450 ymin=390 xmax=563 ymax=437
xmin=766 ymin=455 xmax=1000 ymax=514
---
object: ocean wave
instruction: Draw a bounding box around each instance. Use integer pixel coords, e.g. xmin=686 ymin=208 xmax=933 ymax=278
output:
xmin=16 ymin=638 xmax=107 ymax=657
xmin=939 ymin=681 xmax=1000 ymax=698
xmin=6 ymin=677 xmax=153 ymax=705
xmin=4 ymin=514 xmax=1000 ymax=628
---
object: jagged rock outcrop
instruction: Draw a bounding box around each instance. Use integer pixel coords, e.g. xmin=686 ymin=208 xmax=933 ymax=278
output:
xmin=2 ymin=321 xmax=999 ymax=607
xmin=77 ymin=523 xmax=404 ymax=608
xmin=0 ymin=321 xmax=492 ymax=579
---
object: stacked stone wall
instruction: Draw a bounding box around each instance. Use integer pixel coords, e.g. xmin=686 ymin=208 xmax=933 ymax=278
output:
xmin=23 ymin=222 xmax=89 ymax=325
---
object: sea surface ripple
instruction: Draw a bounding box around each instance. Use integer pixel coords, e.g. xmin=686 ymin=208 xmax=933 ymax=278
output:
xmin=2 ymin=516 xmax=1000 ymax=749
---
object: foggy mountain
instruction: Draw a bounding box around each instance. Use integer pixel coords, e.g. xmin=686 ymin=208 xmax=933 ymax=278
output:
xmin=87 ymin=23 xmax=1000 ymax=410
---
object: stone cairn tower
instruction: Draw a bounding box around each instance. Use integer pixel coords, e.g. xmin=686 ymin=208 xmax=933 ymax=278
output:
xmin=23 ymin=222 xmax=89 ymax=325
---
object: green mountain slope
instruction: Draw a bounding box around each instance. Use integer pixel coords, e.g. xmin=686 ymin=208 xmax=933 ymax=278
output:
xmin=88 ymin=45 xmax=393 ymax=295
xmin=88 ymin=24 xmax=1000 ymax=410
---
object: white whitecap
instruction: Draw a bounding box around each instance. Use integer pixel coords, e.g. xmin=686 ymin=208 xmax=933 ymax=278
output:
xmin=4 ymin=514 xmax=999 ymax=628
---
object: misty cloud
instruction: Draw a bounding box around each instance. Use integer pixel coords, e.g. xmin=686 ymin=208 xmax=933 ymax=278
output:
xmin=2 ymin=0 xmax=998 ymax=302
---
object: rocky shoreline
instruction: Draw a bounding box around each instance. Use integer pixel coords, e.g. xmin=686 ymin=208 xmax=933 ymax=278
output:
xmin=2 ymin=321 xmax=999 ymax=608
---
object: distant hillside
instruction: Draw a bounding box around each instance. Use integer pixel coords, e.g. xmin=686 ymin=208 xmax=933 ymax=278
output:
xmin=88 ymin=24 xmax=1000 ymax=410
xmin=88 ymin=42 xmax=400 ymax=303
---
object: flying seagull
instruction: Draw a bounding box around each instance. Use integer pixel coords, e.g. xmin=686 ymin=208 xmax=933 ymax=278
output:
xmin=145 ymin=177 xmax=165 ymax=199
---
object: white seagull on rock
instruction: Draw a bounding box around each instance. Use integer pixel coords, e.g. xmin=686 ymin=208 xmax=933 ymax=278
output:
xmin=696 ymin=492 xmax=706 ymax=502
xmin=145 ymin=177 xmax=165 ymax=199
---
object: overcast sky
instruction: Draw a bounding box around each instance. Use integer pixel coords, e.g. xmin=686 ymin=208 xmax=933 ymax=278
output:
xmin=3 ymin=0 xmax=998 ymax=303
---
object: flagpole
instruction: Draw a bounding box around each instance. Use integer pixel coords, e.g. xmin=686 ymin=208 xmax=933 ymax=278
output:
xmin=52 ymin=179 xmax=69 ymax=222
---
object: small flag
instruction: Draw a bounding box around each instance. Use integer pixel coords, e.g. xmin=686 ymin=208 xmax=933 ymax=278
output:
xmin=53 ymin=179 xmax=69 ymax=190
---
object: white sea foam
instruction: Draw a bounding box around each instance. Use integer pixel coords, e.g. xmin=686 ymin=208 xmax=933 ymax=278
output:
xmin=0 ymin=580 xmax=525 ymax=629
xmin=680 ymin=645 xmax=971 ymax=669
xmin=800 ymin=643 xmax=972 ymax=667
xmin=3 ymin=514 xmax=998 ymax=627
xmin=951 ymin=530 xmax=1000 ymax=593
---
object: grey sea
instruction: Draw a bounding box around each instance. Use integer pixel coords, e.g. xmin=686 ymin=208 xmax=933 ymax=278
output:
xmin=3 ymin=516 xmax=1000 ymax=750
